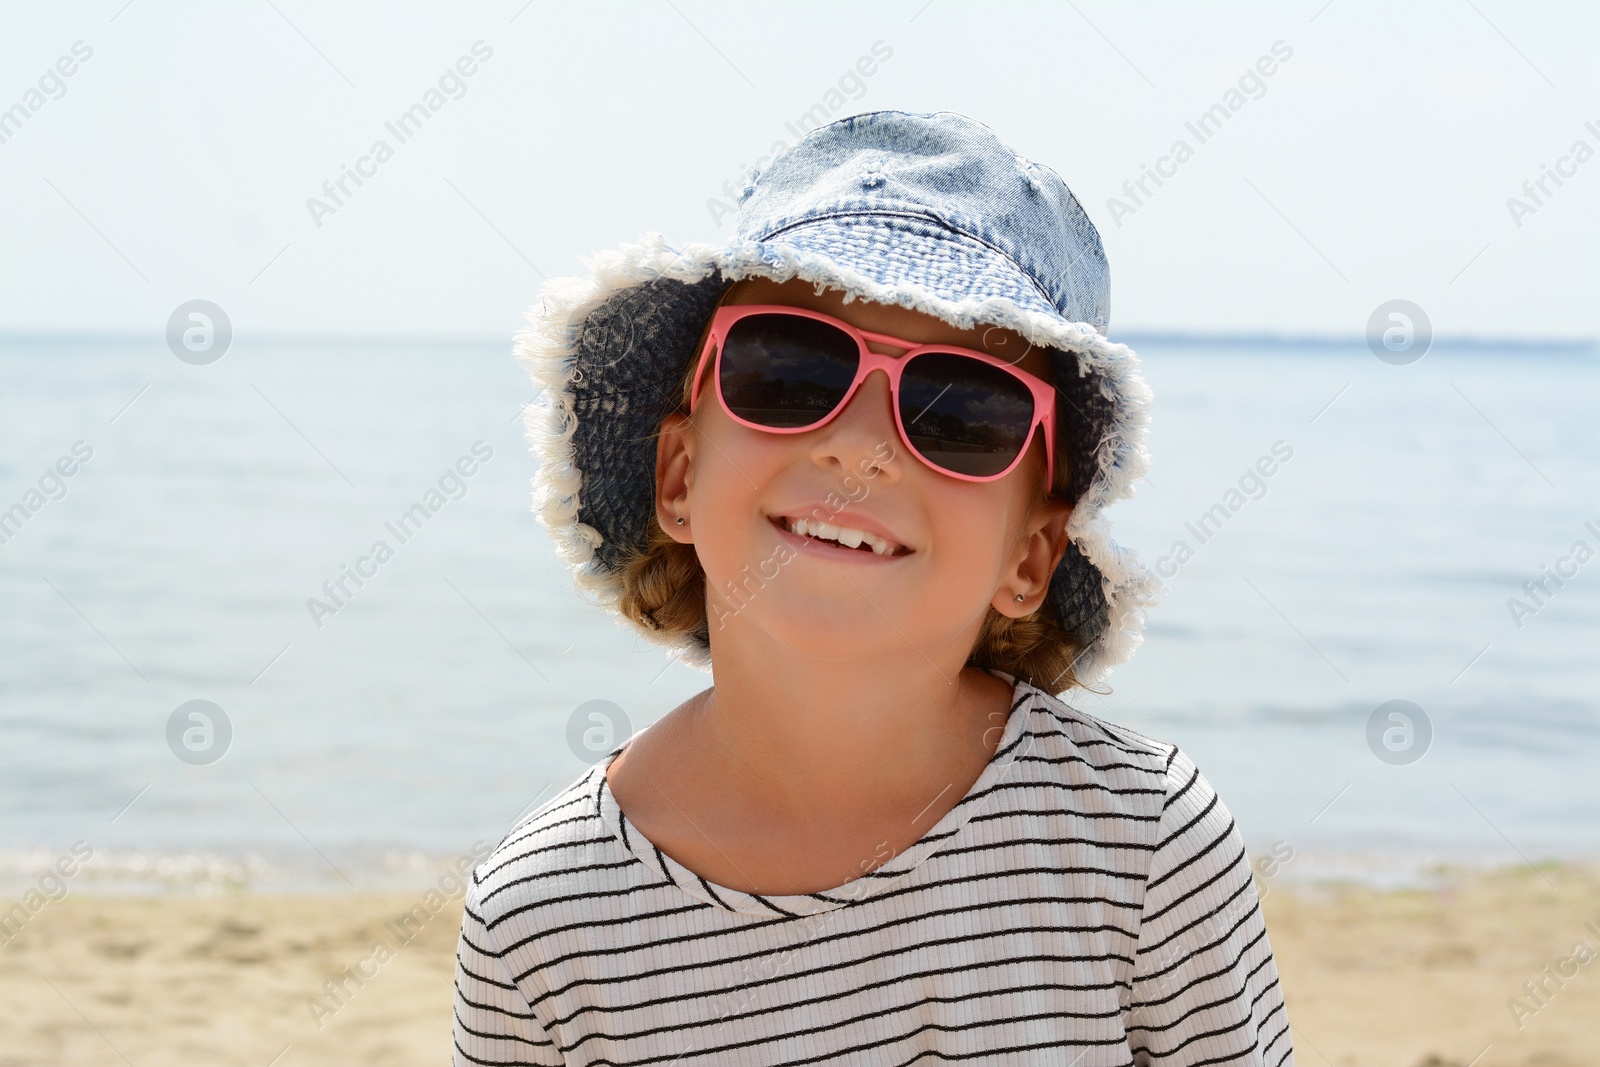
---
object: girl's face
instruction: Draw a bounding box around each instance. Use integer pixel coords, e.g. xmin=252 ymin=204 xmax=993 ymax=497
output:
xmin=654 ymin=276 xmax=1074 ymax=668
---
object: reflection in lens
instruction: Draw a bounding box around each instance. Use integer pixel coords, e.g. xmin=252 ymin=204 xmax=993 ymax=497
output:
xmin=720 ymin=315 xmax=859 ymax=428
xmin=900 ymin=352 xmax=1034 ymax=477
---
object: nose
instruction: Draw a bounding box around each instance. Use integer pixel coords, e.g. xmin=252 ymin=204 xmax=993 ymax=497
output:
xmin=809 ymin=367 xmax=902 ymax=481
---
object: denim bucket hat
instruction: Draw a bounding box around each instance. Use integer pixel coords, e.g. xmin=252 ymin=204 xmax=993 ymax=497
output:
xmin=516 ymin=109 xmax=1157 ymax=690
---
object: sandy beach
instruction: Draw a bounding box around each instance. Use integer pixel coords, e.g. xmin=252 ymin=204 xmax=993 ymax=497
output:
xmin=2 ymin=864 xmax=1596 ymax=1066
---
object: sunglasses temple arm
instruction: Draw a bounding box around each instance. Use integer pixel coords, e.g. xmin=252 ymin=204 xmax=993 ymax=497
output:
xmin=690 ymin=327 xmax=718 ymax=411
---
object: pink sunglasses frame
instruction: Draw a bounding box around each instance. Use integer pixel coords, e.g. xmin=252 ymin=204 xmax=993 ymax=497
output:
xmin=688 ymin=303 xmax=1058 ymax=488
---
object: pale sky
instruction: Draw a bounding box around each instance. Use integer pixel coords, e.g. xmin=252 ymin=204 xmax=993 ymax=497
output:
xmin=1 ymin=0 xmax=1595 ymax=340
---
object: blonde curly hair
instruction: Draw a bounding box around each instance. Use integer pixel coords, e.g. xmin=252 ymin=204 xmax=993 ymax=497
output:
xmin=611 ymin=287 xmax=1097 ymax=695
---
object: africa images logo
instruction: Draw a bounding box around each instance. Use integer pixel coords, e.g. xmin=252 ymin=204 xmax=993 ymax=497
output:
xmin=305 ymin=41 xmax=494 ymax=228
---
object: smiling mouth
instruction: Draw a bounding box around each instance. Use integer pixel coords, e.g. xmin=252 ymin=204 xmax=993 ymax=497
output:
xmin=769 ymin=515 xmax=911 ymax=557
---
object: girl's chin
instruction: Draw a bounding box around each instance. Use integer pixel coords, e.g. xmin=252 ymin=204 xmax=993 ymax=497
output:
xmin=708 ymin=592 xmax=933 ymax=657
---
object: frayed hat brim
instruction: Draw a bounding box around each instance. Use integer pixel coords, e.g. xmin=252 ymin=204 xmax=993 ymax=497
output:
xmin=515 ymin=231 xmax=1163 ymax=690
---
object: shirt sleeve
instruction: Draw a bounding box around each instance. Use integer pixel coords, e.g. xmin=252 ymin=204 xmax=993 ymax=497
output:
xmin=452 ymin=866 xmax=567 ymax=1067
xmin=1124 ymin=746 xmax=1294 ymax=1066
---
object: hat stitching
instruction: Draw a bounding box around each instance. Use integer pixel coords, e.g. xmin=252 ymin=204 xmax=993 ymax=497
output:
xmin=759 ymin=209 xmax=1061 ymax=312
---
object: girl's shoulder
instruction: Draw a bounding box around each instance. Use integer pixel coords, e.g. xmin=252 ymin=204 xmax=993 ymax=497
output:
xmin=1010 ymin=673 xmax=1177 ymax=770
xmin=1007 ymin=675 xmax=1229 ymax=831
xmin=1010 ymin=676 xmax=1242 ymax=858
xmin=463 ymin=765 xmax=613 ymax=933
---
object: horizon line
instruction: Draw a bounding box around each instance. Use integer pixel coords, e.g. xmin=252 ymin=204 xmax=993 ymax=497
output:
xmin=1113 ymin=330 xmax=1596 ymax=351
xmin=0 ymin=328 xmax=1594 ymax=352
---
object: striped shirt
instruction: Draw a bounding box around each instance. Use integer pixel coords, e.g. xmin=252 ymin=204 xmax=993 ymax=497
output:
xmin=453 ymin=671 xmax=1293 ymax=1066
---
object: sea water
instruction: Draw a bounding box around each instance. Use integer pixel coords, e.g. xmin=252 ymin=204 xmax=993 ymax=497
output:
xmin=1 ymin=335 xmax=1595 ymax=891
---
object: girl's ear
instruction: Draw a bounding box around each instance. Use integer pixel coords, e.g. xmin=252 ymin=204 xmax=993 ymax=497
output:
xmin=996 ymin=497 xmax=1073 ymax=618
xmin=655 ymin=412 xmax=695 ymax=544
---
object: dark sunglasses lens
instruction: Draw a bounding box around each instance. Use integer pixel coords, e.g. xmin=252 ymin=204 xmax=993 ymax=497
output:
xmin=719 ymin=314 xmax=860 ymax=428
xmin=900 ymin=353 xmax=1039 ymax=478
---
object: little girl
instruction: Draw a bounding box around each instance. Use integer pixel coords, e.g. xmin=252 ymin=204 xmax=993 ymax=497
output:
xmin=453 ymin=110 xmax=1292 ymax=1066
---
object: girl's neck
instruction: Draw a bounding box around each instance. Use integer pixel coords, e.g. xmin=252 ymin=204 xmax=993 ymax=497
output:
xmin=604 ymin=657 xmax=1015 ymax=895
xmin=688 ymin=652 xmax=1011 ymax=823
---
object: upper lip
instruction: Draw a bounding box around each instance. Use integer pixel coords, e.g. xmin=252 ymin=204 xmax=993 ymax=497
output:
xmin=768 ymin=506 xmax=913 ymax=554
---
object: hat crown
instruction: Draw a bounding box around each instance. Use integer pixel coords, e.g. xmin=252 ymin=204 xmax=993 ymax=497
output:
xmin=734 ymin=110 xmax=1110 ymax=332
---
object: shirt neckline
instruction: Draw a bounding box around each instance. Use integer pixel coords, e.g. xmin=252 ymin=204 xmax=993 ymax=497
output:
xmin=592 ymin=669 xmax=1035 ymax=919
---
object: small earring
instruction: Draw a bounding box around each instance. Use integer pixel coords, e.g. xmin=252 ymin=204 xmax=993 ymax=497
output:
xmin=676 ymin=517 xmax=686 ymax=525
xmin=1014 ymin=593 xmax=1025 ymax=602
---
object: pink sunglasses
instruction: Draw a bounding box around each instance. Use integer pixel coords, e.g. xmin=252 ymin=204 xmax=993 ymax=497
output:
xmin=689 ymin=304 xmax=1058 ymax=487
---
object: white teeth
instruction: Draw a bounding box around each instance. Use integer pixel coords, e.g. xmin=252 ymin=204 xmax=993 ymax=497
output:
xmin=783 ymin=516 xmax=902 ymax=556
